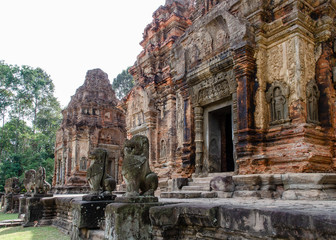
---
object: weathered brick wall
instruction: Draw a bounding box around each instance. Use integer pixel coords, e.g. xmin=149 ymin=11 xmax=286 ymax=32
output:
xmin=123 ymin=0 xmax=336 ymax=184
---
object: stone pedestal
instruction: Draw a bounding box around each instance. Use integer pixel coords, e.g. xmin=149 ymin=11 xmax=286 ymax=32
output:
xmin=3 ymin=194 xmax=21 ymax=213
xmin=40 ymin=197 xmax=56 ymax=226
xmin=104 ymin=197 xmax=161 ymax=240
xmin=23 ymin=194 xmax=53 ymax=227
xmin=18 ymin=195 xmax=31 ymax=219
xmin=70 ymin=200 xmax=114 ymax=240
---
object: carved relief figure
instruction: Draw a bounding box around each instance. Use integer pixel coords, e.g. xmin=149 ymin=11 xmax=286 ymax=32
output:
xmin=34 ymin=167 xmax=51 ymax=194
xmin=23 ymin=169 xmax=36 ymax=193
xmin=160 ymin=139 xmax=166 ymax=158
xmin=273 ymin=87 xmax=286 ymax=121
xmin=199 ymin=28 xmax=213 ymax=58
xmin=188 ymin=44 xmax=200 ymax=67
xmin=122 ymin=135 xmax=158 ymax=197
xmin=86 ymin=148 xmax=116 ymax=196
xmin=266 ymin=81 xmax=290 ymax=124
xmin=80 ymin=157 xmax=87 ymax=171
xmin=307 ymin=80 xmax=320 ymax=123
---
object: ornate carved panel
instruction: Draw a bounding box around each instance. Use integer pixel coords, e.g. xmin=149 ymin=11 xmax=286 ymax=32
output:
xmin=193 ymin=70 xmax=235 ymax=107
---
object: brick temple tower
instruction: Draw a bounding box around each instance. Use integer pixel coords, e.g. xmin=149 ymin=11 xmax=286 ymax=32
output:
xmin=53 ymin=69 xmax=126 ymax=193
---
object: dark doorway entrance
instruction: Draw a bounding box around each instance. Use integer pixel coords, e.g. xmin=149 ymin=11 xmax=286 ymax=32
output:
xmin=208 ymin=105 xmax=234 ymax=172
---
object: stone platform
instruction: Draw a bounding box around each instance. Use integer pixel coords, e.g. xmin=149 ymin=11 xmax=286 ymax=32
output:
xmin=152 ymin=198 xmax=336 ymax=239
xmin=163 ymin=173 xmax=336 ymax=200
xmin=15 ymin=193 xmax=336 ymax=239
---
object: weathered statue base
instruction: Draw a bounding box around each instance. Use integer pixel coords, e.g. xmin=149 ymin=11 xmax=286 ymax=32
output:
xmin=70 ymin=199 xmax=114 ymax=240
xmin=3 ymin=194 xmax=22 ymax=213
xmin=82 ymin=193 xmax=116 ymax=201
xmin=23 ymin=194 xmax=53 ymax=227
xmin=104 ymin=200 xmax=162 ymax=240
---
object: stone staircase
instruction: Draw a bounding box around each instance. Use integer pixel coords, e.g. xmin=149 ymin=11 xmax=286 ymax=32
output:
xmin=87 ymin=230 xmax=105 ymax=240
xmin=161 ymin=172 xmax=234 ymax=199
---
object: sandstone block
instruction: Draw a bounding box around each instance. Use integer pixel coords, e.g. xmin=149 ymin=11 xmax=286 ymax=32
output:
xmin=105 ymin=202 xmax=161 ymax=240
xmin=233 ymin=175 xmax=262 ymax=191
xmin=282 ymin=173 xmax=336 ymax=190
xmin=210 ymin=176 xmax=235 ymax=192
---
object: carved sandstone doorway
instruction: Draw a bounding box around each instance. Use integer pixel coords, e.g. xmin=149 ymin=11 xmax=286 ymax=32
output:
xmin=208 ymin=105 xmax=234 ymax=172
xmin=204 ymin=102 xmax=234 ymax=173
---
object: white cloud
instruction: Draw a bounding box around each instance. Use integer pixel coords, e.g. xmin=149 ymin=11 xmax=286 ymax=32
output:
xmin=0 ymin=0 xmax=165 ymax=107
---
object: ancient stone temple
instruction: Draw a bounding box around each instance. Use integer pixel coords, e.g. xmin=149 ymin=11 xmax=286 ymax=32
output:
xmin=122 ymin=0 xmax=336 ymax=189
xmin=53 ymin=69 xmax=126 ymax=193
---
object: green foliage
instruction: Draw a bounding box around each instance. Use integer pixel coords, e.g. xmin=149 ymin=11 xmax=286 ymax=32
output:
xmin=112 ymin=67 xmax=134 ymax=99
xmin=0 ymin=61 xmax=62 ymax=191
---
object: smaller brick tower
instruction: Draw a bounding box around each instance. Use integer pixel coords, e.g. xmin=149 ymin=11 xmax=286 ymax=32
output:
xmin=53 ymin=69 xmax=126 ymax=193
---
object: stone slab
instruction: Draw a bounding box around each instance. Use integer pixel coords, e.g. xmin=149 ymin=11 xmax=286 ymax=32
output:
xmin=82 ymin=194 xmax=116 ymax=201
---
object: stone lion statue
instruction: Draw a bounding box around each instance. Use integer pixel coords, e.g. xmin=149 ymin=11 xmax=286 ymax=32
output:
xmin=4 ymin=177 xmax=21 ymax=194
xmin=34 ymin=167 xmax=51 ymax=194
xmin=23 ymin=169 xmax=36 ymax=193
xmin=86 ymin=148 xmax=116 ymax=196
xmin=122 ymin=135 xmax=158 ymax=197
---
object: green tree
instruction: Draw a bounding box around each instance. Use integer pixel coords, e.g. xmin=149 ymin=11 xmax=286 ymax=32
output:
xmin=0 ymin=61 xmax=19 ymax=127
xmin=112 ymin=67 xmax=134 ymax=99
xmin=0 ymin=61 xmax=62 ymax=191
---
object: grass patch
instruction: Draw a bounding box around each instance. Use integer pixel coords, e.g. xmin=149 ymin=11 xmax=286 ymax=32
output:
xmin=0 ymin=226 xmax=70 ymax=240
xmin=0 ymin=213 xmax=18 ymax=222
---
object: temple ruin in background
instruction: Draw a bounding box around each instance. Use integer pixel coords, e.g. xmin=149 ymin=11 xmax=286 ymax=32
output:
xmin=53 ymin=69 xmax=126 ymax=193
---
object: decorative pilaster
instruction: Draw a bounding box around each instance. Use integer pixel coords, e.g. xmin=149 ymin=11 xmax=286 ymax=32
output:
xmin=194 ymin=106 xmax=203 ymax=176
xmin=145 ymin=111 xmax=157 ymax=165
xmin=233 ymin=45 xmax=257 ymax=164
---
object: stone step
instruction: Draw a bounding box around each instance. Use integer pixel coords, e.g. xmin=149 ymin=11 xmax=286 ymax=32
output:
xmin=187 ymin=181 xmax=210 ymax=187
xmin=160 ymin=191 xmax=217 ymax=199
xmin=87 ymin=230 xmax=105 ymax=240
xmin=0 ymin=219 xmax=23 ymax=228
xmin=182 ymin=185 xmax=211 ymax=191
xmin=189 ymin=177 xmax=213 ymax=183
xmin=208 ymin=172 xmax=234 ymax=178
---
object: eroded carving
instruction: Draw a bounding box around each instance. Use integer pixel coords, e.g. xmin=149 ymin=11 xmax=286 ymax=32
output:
xmin=34 ymin=167 xmax=51 ymax=194
xmin=196 ymin=72 xmax=234 ymax=106
xmin=23 ymin=169 xmax=36 ymax=193
xmin=266 ymin=81 xmax=290 ymax=125
xmin=85 ymin=148 xmax=116 ymax=200
xmin=122 ymin=135 xmax=158 ymax=197
xmin=4 ymin=177 xmax=21 ymax=194
xmin=307 ymin=80 xmax=320 ymax=123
